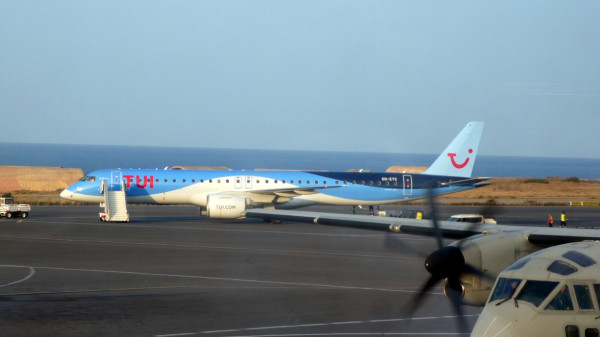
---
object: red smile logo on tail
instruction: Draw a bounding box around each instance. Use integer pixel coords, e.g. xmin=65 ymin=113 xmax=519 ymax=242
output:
xmin=447 ymin=149 xmax=473 ymax=169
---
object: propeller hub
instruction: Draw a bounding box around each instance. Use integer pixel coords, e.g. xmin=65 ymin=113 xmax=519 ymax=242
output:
xmin=425 ymin=246 xmax=465 ymax=279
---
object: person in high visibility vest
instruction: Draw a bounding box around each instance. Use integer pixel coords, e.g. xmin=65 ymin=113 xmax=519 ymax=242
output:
xmin=560 ymin=211 xmax=568 ymax=228
xmin=416 ymin=211 xmax=423 ymax=220
xmin=547 ymin=214 xmax=553 ymax=227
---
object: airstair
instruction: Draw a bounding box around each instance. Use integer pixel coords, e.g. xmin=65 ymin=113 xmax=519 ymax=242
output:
xmin=99 ymin=173 xmax=129 ymax=222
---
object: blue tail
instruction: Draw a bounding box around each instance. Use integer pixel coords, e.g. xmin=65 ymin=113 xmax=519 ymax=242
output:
xmin=423 ymin=122 xmax=484 ymax=178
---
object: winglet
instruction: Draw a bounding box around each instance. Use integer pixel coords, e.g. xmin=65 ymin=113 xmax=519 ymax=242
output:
xmin=423 ymin=122 xmax=484 ymax=178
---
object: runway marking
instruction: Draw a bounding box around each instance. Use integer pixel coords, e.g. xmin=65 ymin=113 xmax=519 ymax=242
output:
xmin=0 ymin=235 xmax=422 ymax=261
xmin=155 ymin=314 xmax=478 ymax=336
xmin=0 ymin=264 xmax=439 ymax=296
xmin=0 ymin=266 xmax=35 ymax=288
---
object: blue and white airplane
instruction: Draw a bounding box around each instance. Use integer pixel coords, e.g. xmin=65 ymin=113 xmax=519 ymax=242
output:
xmin=60 ymin=122 xmax=487 ymax=219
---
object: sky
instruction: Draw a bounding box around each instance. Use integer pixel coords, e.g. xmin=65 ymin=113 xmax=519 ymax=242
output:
xmin=1 ymin=1 xmax=599 ymax=158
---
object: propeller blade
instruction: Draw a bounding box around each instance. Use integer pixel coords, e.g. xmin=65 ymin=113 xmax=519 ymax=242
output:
xmin=426 ymin=180 xmax=443 ymax=249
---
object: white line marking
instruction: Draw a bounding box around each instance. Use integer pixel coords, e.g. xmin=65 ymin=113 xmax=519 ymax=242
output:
xmin=0 ymin=266 xmax=35 ymax=288
xmin=155 ymin=314 xmax=478 ymax=336
xmin=0 ymin=264 xmax=437 ymax=295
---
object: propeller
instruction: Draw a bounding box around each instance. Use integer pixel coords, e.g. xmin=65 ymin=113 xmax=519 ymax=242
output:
xmin=402 ymin=179 xmax=489 ymax=333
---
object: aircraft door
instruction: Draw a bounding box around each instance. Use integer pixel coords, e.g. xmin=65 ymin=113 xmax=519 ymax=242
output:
xmin=245 ymin=176 xmax=252 ymax=189
xmin=110 ymin=171 xmax=123 ymax=192
xmin=403 ymin=175 xmax=413 ymax=196
xmin=235 ymin=177 xmax=242 ymax=189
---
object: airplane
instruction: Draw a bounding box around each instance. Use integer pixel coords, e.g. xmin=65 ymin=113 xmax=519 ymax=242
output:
xmin=60 ymin=122 xmax=488 ymax=219
xmin=244 ymin=208 xmax=600 ymax=336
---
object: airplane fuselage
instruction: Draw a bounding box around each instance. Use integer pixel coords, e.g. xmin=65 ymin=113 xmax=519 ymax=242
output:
xmin=61 ymin=168 xmax=481 ymax=209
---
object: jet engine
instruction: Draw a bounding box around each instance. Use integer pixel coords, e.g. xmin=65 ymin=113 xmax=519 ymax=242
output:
xmin=206 ymin=194 xmax=247 ymax=219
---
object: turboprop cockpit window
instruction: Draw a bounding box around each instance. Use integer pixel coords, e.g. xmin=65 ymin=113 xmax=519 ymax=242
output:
xmin=489 ymin=278 xmax=521 ymax=303
xmin=505 ymin=257 xmax=530 ymax=271
xmin=573 ymin=284 xmax=594 ymax=310
xmin=547 ymin=260 xmax=578 ymax=276
xmin=516 ymin=280 xmax=559 ymax=307
xmin=544 ymin=285 xmax=573 ymax=311
xmin=563 ymin=251 xmax=596 ymax=267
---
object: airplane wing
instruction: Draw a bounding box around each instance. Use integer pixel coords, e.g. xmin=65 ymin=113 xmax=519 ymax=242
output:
xmin=440 ymin=177 xmax=491 ymax=187
xmin=245 ymin=209 xmax=600 ymax=244
xmin=245 ymin=185 xmax=345 ymax=198
xmin=245 ymin=209 xmax=499 ymax=239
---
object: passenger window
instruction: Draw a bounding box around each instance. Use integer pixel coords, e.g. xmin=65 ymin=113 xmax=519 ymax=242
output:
xmin=586 ymin=328 xmax=599 ymax=337
xmin=156 ymin=178 xmax=160 ymax=183
xmin=183 ymin=179 xmax=186 ymax=183
xmin=545 ymin=285 xmax=573 ymax=310
xmin=192 ymin=179 xmax=196 ymax=183
xmin=489 ymin=278 xmax=521 ymax=302
xmin=516 ymin=280 xmax=559 ymax=307
xmin=565 ymin=325 xmax=579 ymax=337
xmin=574 ymin=284 xmax=594 ymax=310
xmin=164 ymin=179 xmax=168 ymax=183
xmin=173 ymin=179 xmax=177 ymax=183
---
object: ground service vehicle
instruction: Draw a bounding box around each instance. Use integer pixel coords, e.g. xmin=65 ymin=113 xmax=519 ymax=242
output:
xmin=0 ymin=197 xmax=31 ymax=219
xmin=447 ymin=214 xmax=497 ymax=224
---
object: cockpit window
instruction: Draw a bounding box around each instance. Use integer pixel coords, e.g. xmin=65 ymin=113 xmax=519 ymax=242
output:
xmin=563 ymin=251 xmax=596 ymax=267
xmin=594 ymin=285 xmax=600 ymax=311
xmin=516 ymin=280 xmax=559 ymax=307
xmin=505 ymin=258 xmax=530 ymax=271
xmin=573 ymin=284 xmax=594 ymax=310
xmin=545 ymin=285 xmax=573 ymax=311
xmin=547 ymin=260 xmax=578 ymax=275
xmin=79 ymin=176 xmax=96 ymax=182
xmin=489 ymin=278 xmax=521 ymax=303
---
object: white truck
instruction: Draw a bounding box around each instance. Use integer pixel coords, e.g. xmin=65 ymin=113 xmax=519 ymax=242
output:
xmin=447 ymin=214 xmax=497 ymax=224
xmin=0 ymin=197 xmax=31 ymax=219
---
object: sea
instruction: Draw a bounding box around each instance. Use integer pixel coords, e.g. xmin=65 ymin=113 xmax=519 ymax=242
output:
xmin=0 ymin=142 xmax=599 ymax=179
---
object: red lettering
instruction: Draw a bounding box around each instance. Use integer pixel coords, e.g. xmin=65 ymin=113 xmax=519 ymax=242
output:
xmin=123 ymin=175 xmax=134 ymax=188
xmin=136 ymin=175 xmax=148 ymax=188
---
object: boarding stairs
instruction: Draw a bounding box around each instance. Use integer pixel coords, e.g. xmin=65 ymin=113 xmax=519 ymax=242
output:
xmin=99 ymin=178 xmax=130 ymax=222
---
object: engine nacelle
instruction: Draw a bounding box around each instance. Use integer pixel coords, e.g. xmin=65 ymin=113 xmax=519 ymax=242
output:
xmin=453 ymin=230 xmax=539 ymax=306
xmin=206 ymin=194 xmax=247 ymax=219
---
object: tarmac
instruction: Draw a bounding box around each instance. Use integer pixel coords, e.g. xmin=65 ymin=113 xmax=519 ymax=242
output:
xmin=0 ymin=204 xmax=599 ymax=337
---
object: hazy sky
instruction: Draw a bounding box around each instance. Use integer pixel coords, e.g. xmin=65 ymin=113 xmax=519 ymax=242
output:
xmin=1 ymin=1 xmax=599 ymax=158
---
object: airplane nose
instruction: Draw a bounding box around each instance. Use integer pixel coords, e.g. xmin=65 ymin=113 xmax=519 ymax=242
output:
xmin=60 ymin=188 xmax=73 ymax=199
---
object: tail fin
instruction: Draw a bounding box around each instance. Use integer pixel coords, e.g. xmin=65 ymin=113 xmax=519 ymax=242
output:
xmin=423 ymin=122 xmax=484 ymax=178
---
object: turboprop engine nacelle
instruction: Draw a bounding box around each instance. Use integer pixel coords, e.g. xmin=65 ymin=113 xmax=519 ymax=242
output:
xmin=206 ymin=194 xmax=247 ymax=219
xmin=450 ymin=230 xmax=539 ymax=306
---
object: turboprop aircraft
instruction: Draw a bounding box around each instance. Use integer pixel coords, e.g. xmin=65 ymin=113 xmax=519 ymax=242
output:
xmin=60 ymin=122 xmax=488 ymax=219
xmin=244 ymin=208 xmax=600 ymax=337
